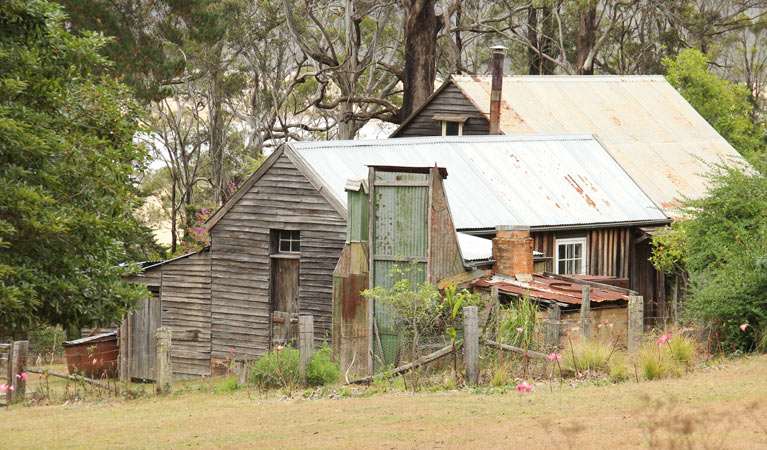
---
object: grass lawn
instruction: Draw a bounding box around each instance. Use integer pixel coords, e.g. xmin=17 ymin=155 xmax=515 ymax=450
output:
xmin=3 ymin=355 xmax=767 ymax=449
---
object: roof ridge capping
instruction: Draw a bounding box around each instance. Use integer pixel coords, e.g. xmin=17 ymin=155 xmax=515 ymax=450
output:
xmin=451 ymin=74 xmax=667 ymax=82
xmin=289 ymin=133 xmax=597 ymax=150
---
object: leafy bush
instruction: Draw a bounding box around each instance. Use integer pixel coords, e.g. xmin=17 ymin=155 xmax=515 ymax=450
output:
xmin=498 ymin=294 xmax=540 ymax=349
xmin=655 ymin=162 xmax=767 ymax=352
xmin=249 ymin=346 xmax=299 ymax=388
xmin=249 ymin=346 xmax=340 ymax=389
xmin=215 ymin=376 xmax=240 ymax=393
xmin=563 ymin=338 xmax=612 ymax=374
xmin=306 ymin=348 xmax=339 ymax=386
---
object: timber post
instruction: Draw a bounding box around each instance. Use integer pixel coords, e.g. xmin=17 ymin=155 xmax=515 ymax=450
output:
xmin=580 ymin=285 xmax=591 ymax=339
xmin=463 ymin=306 xmax=479 ymax=386
xmin=628 ymin=296 xmax=644 ymax=353
xmin=119 ymin=319 xmax=130 ymax=384
xmin=155 ymin=328 xmax=172 ymax=395
xmin=546 ymin=304 xmax=561 ymax=346
xmin=11 ymin=340 xmax=28 ymax=403
xmin=491 ymin=286 xmax=500 ymax=340
xmin=298 ymin=315 xmax=315 ymax=385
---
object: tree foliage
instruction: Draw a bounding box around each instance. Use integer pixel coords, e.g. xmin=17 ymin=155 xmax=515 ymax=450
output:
xmin=665 ymin=162 xmax=767 ymax=351
xmin=664 ymin=49 xmax=765 ymax=160
xmin=0 ymin=0 xmax=150 ymax=336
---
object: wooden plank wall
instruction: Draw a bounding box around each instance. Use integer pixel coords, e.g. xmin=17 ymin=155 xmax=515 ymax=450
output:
xmin=159 ymin=251 xmax=212 ymax=378
xmin=532 ymin=228 xmax=631 ymax=278
xmin=394 ymin=83 xmax=489 ymax=137
xmin=127 ymin=292 xmax=161 ymax=379
xmin=209 ymin=152 xmax=346 ymax=360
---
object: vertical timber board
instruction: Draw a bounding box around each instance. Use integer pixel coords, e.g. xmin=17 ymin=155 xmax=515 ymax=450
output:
xmin=210 ymin=152 xmax=346 ymax=361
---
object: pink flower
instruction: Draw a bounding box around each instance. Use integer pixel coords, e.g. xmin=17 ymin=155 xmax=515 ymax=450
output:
xmin=740 ymin=324 xmax=748 ymax=332
xmin=597 ymin=324 xmax=603 ymax=329
xmin=0 ymin=384 xmax=6 ymax=392
xmin=8 ymin=386 xmax=14 ymax=391
xmin=547 ymin=352 xmax=562 ymax=361
xmin=276 ymin=345 xmax=284 ymax=352
xmin=16 ymin=372 xmax=27 ymax=381
xmin=534 ymin=327 xmax=539 ymax=334
xmin=516 ymin=327 xmax=523 ymax=334
xmin=516 ymin=381 xmax=532 ymax=393
xmin=608 ymin=323 xmax=614 ymax=329
xmin=657 ymin=336 xmax=667 ymax=345
xmin=93 ymin=358 xmax=98 ymax=364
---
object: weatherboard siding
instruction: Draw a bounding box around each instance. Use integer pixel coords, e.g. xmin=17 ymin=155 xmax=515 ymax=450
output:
xmin=209 ymin=152 xmax=346 ymax=360
xmin=394 ymin=83 xmax=489 ymax=137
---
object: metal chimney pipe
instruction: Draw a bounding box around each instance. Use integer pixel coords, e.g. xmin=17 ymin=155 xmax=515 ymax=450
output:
xmin=489 ymin=45 xmax=506 ymax=135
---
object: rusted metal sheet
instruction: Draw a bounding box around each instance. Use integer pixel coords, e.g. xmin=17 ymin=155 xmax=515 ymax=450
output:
xmin=450 ymin=75 xmax=747 ymax=216
xmin=62 ymin=332 xmax=119 ymax=378
xmin=290 ymin=135 xmax=669 ymax=230
xmin=474 ymin=274 xmax=627 ymax=305
xmin=429 ymin=170 xmax=465 ymax=281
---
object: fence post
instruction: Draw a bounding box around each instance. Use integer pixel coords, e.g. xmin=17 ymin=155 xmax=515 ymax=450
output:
xmin=580 ymin=285 xmax=591 ymax=339
xmin=119 ymin=318 xmax=130 ymax=384
xmin=298 ymin=315 xmax=315 ymax=385
xmin=11 ymin=340 xmax=28 ymax=404
xmin=463 ymin=306 xmax=479 ymax=386
xmin=155 ymin=328 xmax=172 ymax=395
xmin=628 ymin=296 xmax=644 ymax=353
xmin=546 ymin=304 xmax=561 ymax=346
xmin=491 ymin=286 xmax=500 ymax=339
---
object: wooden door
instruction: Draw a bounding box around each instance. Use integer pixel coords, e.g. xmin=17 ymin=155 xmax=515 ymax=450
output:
xmin=271 ymin=257 xmax=299 ymax=348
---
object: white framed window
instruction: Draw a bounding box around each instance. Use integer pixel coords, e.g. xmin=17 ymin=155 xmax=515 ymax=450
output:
xmin=279 ymin=230 xmax=300 ymax=253
xmin=555 ymin=237 xmax=587 ymax=275
xmin=441 ymin=121 xmax=463 ymax=136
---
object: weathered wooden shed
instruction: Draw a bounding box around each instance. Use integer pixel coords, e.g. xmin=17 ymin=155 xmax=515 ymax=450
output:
xmin=126 ymin=134 xmax=670 ymax=379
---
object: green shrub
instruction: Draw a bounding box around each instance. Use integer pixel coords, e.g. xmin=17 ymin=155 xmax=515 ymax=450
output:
xmin=306 ymin=348 xmax=339 ymax=386
xmin=756 ymin=325 xmax=767 ymax=353
xmin=639 ymin=341 xmax=684 ymax=380
xmin=667 ymin=333 xmax=696 ymax=363
xmin=563 ymin=338 xmax=612 ymax=374
xmin=608 ymin=352 xmax=630 ymax=382
xmin=215 ymin=375 xmax=239 ymax=393
xmin=249 ymin=346 xmax=299 ymax=388
xmin=249 ymin=346 xmax=340 ymax=389
xmin=498 ymin=294 xmax=540 ymax=349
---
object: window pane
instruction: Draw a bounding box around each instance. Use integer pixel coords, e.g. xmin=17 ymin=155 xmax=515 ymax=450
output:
xmin=574 ymin=259 xmax=582 ymax=274
xmin=291 ymin=230 xmax=300 ymax=240
xmin=292 ymin=240 xmax=300 ymax=252
xmin=280 ymin=240 xmax=290 ymax=252
xmin=558 ymin=244 xmax=565 ymax=259
xmin=574 ymin=243 xmax=581 ymax=259
xmin=558 ymin=260 xmax=565 ymax=274
xmin=445 ymin=121 xmax=459 ymax=136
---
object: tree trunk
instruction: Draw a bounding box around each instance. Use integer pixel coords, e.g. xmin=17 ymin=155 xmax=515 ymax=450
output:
xmin=400 ymin=0 xmax=440 ymax=122
xmin=209 ymin=71 xmax=225 ymax=206
xmin=527 ymin=6 xmax=540 ymax=74
xmin=170 ymin=176 xmax=177 ymax=254
xmin=576 ymin=1 xmax=597 ymax=75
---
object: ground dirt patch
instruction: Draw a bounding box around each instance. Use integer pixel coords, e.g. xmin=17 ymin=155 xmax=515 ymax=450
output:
xmin=3 ymin=356 xmax=767 ymax=449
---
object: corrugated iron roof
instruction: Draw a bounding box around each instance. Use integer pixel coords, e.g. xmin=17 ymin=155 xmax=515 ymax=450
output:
xmin=289 ymin=135 xmax=669 ymax=230
xmin=449 ymin=75 xmax=747 ymax=215
xmin=474 ymin=274 xmax=627 ymax=305
xmin=457 ymin=232 xmax=492 ymax=261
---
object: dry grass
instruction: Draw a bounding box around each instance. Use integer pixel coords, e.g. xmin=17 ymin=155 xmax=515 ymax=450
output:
xmin=3 ymin=356 xmax=767 ymax=449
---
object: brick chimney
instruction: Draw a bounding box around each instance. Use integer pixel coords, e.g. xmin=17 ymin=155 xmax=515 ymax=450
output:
xmin=489 ymin=45 xmax=506 ymax=135
xmin=492 ymin=225 xmax=533 ymax=278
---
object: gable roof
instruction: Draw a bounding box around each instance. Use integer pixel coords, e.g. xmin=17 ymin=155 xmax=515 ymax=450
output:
xmin=392 ymin=75 xmax=746 ymax=213
xmin=289 ymin=135 xmax=669 ymax=231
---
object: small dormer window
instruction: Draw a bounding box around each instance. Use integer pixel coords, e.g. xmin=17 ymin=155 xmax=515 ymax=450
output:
xmin=433 ymin=115 xmax=468 ymax=136
xmin=279 ymin=230 xmax=300 ymax=253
